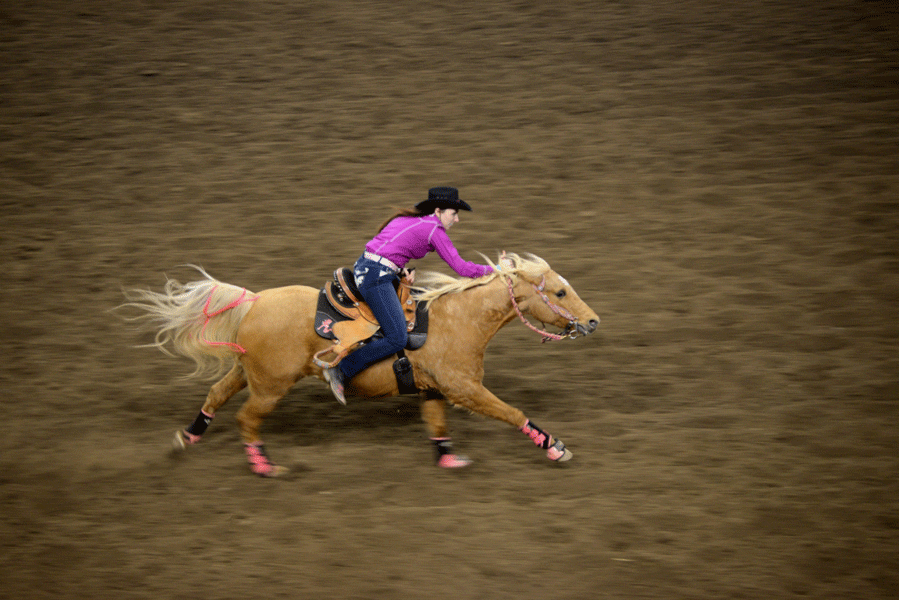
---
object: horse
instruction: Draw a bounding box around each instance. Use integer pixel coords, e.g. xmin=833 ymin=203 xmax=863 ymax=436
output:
xmin=121 ymin=252 xmax=600 ymax=477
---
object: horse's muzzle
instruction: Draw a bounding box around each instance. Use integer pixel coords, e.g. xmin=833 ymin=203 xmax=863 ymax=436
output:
xmin=575 ymin=318 xmax=599 ymax=336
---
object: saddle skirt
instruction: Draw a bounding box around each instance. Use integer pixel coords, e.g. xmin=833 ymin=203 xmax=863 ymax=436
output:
xmin=312 ymin=267 xmax=429 ymax=369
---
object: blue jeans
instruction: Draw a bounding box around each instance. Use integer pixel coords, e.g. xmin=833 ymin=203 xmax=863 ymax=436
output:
xmin=338 ymin=255 xmax=409 ymax=380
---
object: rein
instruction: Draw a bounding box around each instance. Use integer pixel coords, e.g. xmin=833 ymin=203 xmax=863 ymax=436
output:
xmin=504 ymin=274 xmax=579 ymax=343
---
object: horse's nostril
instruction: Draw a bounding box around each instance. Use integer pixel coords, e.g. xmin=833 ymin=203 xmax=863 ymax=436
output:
xmin=588 ymin=319 xmax=599 ymax=332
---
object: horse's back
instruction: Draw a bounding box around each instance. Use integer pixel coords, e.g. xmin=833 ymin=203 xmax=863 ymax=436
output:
xmin=256 ymin=284 xmax=318 ymax=304
xmin=241 ymin=284 xmax=319 ymax=331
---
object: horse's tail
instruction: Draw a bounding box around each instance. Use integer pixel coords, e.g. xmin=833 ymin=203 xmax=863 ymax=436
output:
xmin=120 ymin=266 xmax=259 ymax=380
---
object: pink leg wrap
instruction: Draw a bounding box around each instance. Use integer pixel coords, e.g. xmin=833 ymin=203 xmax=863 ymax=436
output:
xmin=521 ymin=420 xmax=569 ymax=461
xmin=431 ymin=437 xmax=472 ymax=468
xmin=244 ymin=442 xmax=277 ymax=477
xmin=436 ymin=453 xmax=473 ymax=468
xmin=520 ymin=420 xmax=551 ymax=449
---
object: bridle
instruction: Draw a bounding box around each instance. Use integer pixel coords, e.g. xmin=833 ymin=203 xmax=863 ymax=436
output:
xmin=503 ymin=273 xmax=580 ymax=343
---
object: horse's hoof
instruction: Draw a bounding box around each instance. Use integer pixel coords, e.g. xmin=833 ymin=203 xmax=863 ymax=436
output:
xmin=172 ymin=429 xmax=203 ymax=452
xmin=437 ymin=453 xmax=472 ymax=468
xmin=256 ymin=464 xmax=290 ymax=478
xmin=547 ymin=440 xmax=573 ymax=462
xmin=172 ymin=430 xmax=192 ymax=451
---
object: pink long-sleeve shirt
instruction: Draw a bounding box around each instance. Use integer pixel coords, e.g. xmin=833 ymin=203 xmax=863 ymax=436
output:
xmin=364 ymin=214 xmax=493 ymax=279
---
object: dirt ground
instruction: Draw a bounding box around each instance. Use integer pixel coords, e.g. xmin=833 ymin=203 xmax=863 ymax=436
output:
xmin=2 ymin=1 xmax=897 ymax=598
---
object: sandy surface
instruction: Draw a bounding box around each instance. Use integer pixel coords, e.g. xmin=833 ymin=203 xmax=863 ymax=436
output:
xmin=2 ymin=1 xmax=897 ymax=598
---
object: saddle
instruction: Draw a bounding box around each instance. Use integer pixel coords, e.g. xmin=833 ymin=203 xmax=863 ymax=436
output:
xmin=312 ymin=267 xmax=428 ymax=371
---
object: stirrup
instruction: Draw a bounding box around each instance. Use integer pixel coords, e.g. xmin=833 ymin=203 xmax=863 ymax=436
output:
xmin=323 ymin=366 xmax=346 ymax=405
xmin=313 ymin=345 xmax=351 ymax=369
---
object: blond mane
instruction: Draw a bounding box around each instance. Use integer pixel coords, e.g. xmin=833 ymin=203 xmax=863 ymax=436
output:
xmin=412 ymin=252 xmax=550 ymax=306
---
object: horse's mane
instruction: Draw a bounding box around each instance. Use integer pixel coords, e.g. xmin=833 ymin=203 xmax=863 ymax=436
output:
xmin=412 ymin=252 xmax=550 ymax=306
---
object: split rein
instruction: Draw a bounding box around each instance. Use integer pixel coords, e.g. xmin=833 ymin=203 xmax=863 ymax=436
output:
xmin=503 ymin=273 xmax=580 ymax=343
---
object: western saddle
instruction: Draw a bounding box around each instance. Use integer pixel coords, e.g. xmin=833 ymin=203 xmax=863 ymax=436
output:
xmin=312 ymin=267 xmax=426 ymax=371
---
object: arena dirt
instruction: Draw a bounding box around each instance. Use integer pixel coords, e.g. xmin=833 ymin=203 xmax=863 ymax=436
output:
xmin=1 ymin=1 xmax=897 ymax=598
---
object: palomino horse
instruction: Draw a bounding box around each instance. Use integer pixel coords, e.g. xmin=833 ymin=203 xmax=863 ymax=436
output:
xmin=122 ymin=252 xmax=599 ymax=476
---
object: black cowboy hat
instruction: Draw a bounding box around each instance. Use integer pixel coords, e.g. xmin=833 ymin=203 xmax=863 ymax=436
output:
xmin=415 ymin=187 xmax=473 ymax=213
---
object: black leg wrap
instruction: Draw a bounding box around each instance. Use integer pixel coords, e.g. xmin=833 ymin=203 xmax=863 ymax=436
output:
xmin=431 ymin=437 xmax=456 ymax=464
xmin=432 ymin=438 xmax=453 ymax=458
xmin=393 ymin=355 xmax=417 ymax=395
xmin=186 ymin=410 xmax=214 ymax=436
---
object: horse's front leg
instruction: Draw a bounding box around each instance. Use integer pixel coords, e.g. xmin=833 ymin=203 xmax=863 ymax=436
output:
xmin=234 ymin=388 xmax=291 ymax=478
xmin=440 ymin=382 xmax=573 ymax=462
xmin=419 ymin=390 xmax=471 ymax=468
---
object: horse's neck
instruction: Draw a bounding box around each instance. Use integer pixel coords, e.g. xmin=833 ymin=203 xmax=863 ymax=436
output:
xmin=435 ymin=277 xmax=515 ymax=344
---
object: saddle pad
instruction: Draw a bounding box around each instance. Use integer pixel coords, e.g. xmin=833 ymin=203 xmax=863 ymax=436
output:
xmin=314 ymin=289 xmax=429 ymax=350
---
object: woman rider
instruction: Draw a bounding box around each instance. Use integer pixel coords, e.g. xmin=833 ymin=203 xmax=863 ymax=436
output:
xmin=324 ymin=187 xmax=496 ymax=403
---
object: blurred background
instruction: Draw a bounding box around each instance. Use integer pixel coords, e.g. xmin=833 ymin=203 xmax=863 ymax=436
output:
xmin=1 ymin=1 xmax=897 ymax=598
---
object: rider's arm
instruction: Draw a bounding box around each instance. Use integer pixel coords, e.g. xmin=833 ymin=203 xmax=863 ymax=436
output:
xmin=429 ymin=227 xmax=493 ymax=279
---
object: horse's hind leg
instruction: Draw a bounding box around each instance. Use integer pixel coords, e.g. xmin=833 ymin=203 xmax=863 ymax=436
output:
xmin=173 ymin=361 xmax=247 ymax=449
xmin=420 ymin=391 xmax=472 ymax=468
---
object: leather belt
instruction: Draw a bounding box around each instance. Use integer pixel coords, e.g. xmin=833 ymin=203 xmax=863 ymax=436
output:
xmin=363 ymin=251 xmax=400 ymax=273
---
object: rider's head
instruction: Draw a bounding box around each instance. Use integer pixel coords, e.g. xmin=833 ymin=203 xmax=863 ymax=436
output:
xmin=415 ymin=187 xmax=472 ymax=231
xmin=378 ymin=187 xmax=474 ymax=233
xmin=415 ymin=187 xmax=472 ymax=213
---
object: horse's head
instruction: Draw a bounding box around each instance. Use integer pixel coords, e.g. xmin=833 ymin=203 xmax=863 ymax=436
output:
xmin=494 ymin=253 xmax=600 ymax=342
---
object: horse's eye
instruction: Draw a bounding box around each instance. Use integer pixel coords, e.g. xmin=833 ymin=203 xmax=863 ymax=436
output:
xmin=555 ymin=289 xmax=566 ymax=299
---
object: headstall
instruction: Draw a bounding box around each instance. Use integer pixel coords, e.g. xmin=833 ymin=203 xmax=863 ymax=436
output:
xmin=503 ymin=274 xmax=580 ymax=343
